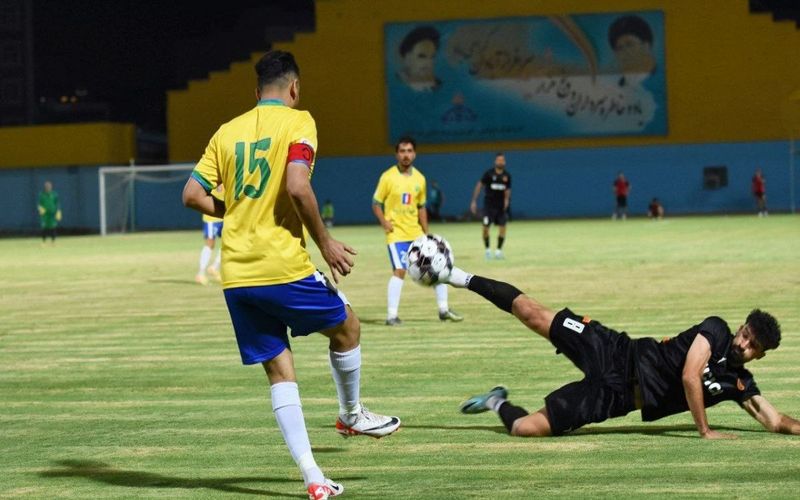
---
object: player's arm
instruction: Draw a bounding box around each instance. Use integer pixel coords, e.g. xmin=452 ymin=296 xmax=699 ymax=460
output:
xmin=742 ymin=395 xmax=800 ymax=435
xmin=182 ymin=177 xmax=226 ymax=218
xmin=470 ymin=180 xmax=483 ymax=214
xmin=681 ymin=334 xmax=736 ymax=439
xmin=286 ymin=161 xmax=355 ymax=283
xmin=372 ymin=178 xmax=393 ymax=233
xmin=504 ymin=188 xmax=511 ymax=212
xmin=418 ymin=205 xmax=429 ymax=234
xmin=372 ymin=200 xmax=393 ymax=233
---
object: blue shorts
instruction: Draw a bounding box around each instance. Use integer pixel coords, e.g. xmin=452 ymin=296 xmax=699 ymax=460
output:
xmin=203 ymin=221 xmax=223 ymax=239
xmin=387 ymin=241 xmax=413 ymax=270
xmin=223 ymin=271 xmax=349 ymax=365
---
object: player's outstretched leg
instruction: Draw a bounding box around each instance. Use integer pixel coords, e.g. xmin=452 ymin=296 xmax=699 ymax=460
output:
xmin=323 ymin=308 xmax=401 ymax=438
xmin=443 ymin=267 xmax=555 ymax=338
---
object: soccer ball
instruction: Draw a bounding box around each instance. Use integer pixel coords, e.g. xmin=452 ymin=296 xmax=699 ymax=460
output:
xmin=406 ymin=234 xmax=454 ymax=286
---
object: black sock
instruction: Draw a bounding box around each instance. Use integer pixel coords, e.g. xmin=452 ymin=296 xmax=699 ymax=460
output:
xmin=483 ymin=236 xmax=489 ymax=249
xmin=466 ymin=275 xmax=523 ymax=313
xmin=498 ymin=401 xmax=529 ymax=433
xmin=497 ymin=236 xmax=505 ymax=249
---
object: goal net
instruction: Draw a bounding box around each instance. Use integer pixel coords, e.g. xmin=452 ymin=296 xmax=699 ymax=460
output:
xmin=98 ymin=164 xmax=195 ymax=235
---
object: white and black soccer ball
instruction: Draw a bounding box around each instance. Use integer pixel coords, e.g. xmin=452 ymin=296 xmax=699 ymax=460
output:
xmin=406 ymin=234 xmax=454 ymax=286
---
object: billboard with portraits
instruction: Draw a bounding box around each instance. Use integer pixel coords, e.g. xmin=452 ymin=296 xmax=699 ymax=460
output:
xmin=385 ymin=11 xmax=667 ymax=144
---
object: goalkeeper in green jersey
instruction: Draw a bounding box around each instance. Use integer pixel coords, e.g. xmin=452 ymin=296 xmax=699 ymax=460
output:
xmin=38 ymin=181 xmax=61 ymax=244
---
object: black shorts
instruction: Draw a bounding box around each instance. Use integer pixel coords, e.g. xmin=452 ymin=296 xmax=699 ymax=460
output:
xmin=482 ymin=205 xmax=507 ymax=226
xmin=544 ymin=308 xmax=636 ymax=435
xmin=616 ymin=195 xmax=628 ymax=208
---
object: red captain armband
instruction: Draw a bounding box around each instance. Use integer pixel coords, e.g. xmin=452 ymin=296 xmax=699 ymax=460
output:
xmin=287 ymin=143 xmax=315 ymax=166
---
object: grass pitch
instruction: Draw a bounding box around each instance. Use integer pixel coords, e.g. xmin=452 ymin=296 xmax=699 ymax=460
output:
xmin=1 ymin=215 xmax=799 ymax=499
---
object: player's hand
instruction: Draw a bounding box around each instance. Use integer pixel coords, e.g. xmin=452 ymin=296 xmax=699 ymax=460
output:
xmin=38 ymin=206 xmax=46 ymax=216
xmin=701 ymin=429 xmax=737 ymax=440
xmin=382 ymin=220 xmax=394 ymax=233
xmin=55 ymin=210 xmax=62 ymax=222
xmin=321 ymin=238 xmax=357 ymax=283
xmin=470 ymin=201 xmax=477 ymax=215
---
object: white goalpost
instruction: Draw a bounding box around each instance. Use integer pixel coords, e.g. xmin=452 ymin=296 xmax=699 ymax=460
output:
xmin=98 ymin=163 xmax=194 ymax=235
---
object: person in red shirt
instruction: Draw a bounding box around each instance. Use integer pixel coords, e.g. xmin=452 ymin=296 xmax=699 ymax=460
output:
xmin=612 ymin=172 xmax=631 ymax=220
xmin=752 ymin=168 xmax=768 ymax=217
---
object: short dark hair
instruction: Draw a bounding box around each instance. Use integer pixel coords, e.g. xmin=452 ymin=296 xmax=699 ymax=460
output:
xmin=746 ymin=309 xmax=781 ymax=351
xmin=255 ymin=50 xmax=300 ymax=89
xmin=395 ymin=136 xmax=416 ymax=151
xmin=399 ymin=26 xmax=440 ymax=57
xmin=608 ymin=15 xmax=653 ymax=49
xmin=496 ymin=152 xmax=504 ymax=157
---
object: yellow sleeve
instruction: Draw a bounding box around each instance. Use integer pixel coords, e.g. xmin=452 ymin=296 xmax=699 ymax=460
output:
xmin=418 ymin=174 xmax=427 ymax=207
xmin=290 ymin=112 xmax=319 ymax=175
xmin=373 ymin=172 xmax=389 ymax=204
xmin=211 ymin=184 xmax=225 ymax=202
xmin=191 ymin=129 xmax=222 ymax=193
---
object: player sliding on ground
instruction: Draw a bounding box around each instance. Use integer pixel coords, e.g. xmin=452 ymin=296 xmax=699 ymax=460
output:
xmin=442 ymin=267 xmax=800 ymax=438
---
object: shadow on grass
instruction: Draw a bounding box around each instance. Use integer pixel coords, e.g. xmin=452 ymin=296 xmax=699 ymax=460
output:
xmin=404 ymin=423 xmax=761 ymax=439
xmin=147 ymin=278 xmax=209 ymax=285
xmin=575 ymin=424 xmax=762 ymax=438
xmin=39 ymin=460 xmax=364 ymax=497
xmin=402 ymin=424 xmax=509 ymax=435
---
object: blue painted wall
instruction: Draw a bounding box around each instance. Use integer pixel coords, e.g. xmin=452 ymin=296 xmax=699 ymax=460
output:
xmin=315 ymin=140 xmax=798 ymax=223
xmin=1 ymin=140 xmax=797 ymax=234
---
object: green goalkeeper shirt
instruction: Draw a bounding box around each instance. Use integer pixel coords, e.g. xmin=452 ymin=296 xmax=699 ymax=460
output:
xmin=38 ymin=190 xmax=60 ymax=228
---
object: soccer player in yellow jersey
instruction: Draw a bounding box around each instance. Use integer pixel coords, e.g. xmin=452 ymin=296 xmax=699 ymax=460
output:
xmin=182 ymin=51 xmax=399 ymax=500
xmin=372 ymin=136 xmax=462 ymax=325
xmin=195 ymin=185 xmax=224 ymax=285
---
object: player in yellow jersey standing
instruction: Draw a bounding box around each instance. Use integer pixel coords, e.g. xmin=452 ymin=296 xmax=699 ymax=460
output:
xmin=195 ymin=184 xmax=224 ymax=285
xmin=372 ymin=136 xmax=462 ymax=326
xmin=182 ymin=51 xmax=400 ymax=500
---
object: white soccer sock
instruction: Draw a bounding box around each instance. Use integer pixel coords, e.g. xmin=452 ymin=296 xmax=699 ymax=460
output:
xmin=486 ymin=395 xmax=507 ymax=412
xmin=387 ymin=276 xmax=404 ymax=318
xmin=271 ymin=382 xmax=325 ymax=487
xmin=212 ymin=249 xmax=221 ymax=270
xmin=447 ymin=267 xmax=472 ymax=288
xmin=198 ymin=246 xmax=212 ymax=274
xmin=329 ymin=345 xmax=362 ymax=416
xmin=435 ymin=283 xmax=448 ymax=313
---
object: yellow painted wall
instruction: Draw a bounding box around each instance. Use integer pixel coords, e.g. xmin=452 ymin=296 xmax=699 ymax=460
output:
xmin=0 ymin=122 xmax=136 ymax=168
xmin=168 ymin=0 xmax=800 ymax=161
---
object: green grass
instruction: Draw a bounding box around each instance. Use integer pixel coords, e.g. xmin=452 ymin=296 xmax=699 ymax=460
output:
xmin=1 ymin=215 xmax=799 ymax=499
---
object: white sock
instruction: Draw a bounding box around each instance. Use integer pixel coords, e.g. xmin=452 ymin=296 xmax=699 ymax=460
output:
xmin=212 ymin=249 xmax=221 ymax=271
xmin=329 ymin=345 xmax=362 ymax=416
xmin=435 ymin=283 xmax=448 ymax=313
xmin=198 ymin=246 xmax=212 ymax=274
xmin=387 ymin=276 xmax=404 ymax=318
xmin=271 ymin=382 xmax=325 ymax=487
xmin=486 ymin=395 xmax=506 ymax=412
xmin=447 ymin=267 xmax=472 ymax=288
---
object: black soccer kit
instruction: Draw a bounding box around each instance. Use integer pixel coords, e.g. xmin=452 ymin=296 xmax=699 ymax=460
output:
xmin=480 ymin=169 xmax=511 ymax=226
xmin=634 ymin=316 xmax=760 ymax=421
xmin=544 ymin=309 xmax=760 ymax=435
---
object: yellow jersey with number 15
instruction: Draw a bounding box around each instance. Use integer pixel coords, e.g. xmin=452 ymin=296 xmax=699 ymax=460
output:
xmin=373 ymin=165 xmax=427 ymax=244
xmin=191 ymin=99 xmax=317 ymax=288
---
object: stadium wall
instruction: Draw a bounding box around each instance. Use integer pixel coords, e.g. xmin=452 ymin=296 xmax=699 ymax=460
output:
xmin=168 ymin=0 xmax=800 ymax=161
xmin=0 ymin=123 xmax=136 ymax=169
xmin=1 ymin=140 xmax=795 ymax=233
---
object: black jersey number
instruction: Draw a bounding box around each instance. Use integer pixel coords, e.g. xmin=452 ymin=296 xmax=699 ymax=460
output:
xmin=234 ymin=138 xmax=271 ymax=200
